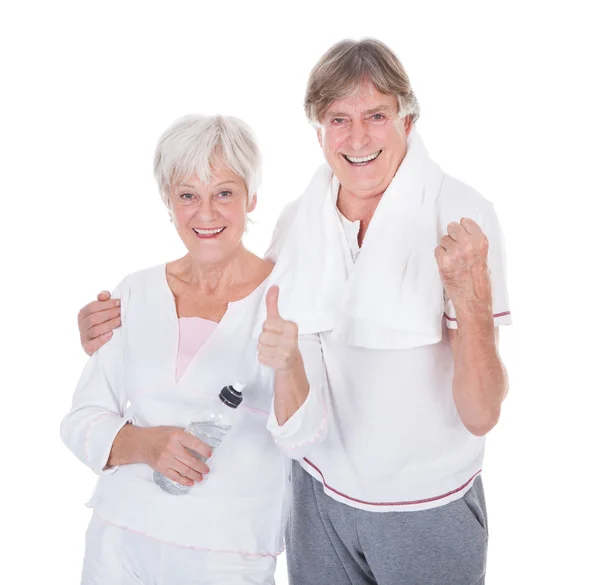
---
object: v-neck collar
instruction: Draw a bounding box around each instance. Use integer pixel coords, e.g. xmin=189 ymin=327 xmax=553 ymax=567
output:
xmin=160 ymin=264 xmax=269 ymax=385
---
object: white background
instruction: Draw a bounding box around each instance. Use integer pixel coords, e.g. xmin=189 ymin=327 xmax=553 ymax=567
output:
xmin=1 ymin=1 xmax=598 ymax=583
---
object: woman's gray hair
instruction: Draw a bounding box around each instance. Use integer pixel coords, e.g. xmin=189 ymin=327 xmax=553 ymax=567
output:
xmin=304 ymin=38 xmax=420 ymax=126
xmin=154 ymin=114 xmax=262 ymax=208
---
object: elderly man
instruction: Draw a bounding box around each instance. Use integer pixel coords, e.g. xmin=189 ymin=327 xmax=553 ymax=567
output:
xmin=78 ymin=39 xmax=510 ymax=585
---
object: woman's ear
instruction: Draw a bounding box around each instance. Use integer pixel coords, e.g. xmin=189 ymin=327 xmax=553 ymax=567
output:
xmin=247 ymin=193 xmax=257 ymax=213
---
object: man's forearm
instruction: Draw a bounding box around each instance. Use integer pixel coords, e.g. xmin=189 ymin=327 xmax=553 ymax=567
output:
xmin=452 ymin=303 xmax=508 ymax=436
xmin=273 ymin=353 xmax=310 ymax=426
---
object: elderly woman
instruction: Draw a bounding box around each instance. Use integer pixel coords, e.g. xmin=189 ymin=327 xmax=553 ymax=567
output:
xmin=61 ymin=114 xmax=327 ymax=585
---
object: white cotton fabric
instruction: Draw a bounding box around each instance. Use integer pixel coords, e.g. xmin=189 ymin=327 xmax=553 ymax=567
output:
xmin=264 ymin=131 xmax=512 ymax=512
xmin=61 ymin=265 xmax=327 ymax=555
xmin=82 ymin=513 xmax=276 ymax=585
xmin=258 ymin=131 xmax=445 ymax=350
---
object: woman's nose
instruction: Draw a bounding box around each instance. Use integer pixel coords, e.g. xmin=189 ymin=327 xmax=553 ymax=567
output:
xmin=194 ymin=198 xmax=218 ymax=222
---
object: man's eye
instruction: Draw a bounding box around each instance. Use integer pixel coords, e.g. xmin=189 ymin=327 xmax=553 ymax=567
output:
xmin=371 ymin=114 xmax=386 ymax=122
xmin=331 ymin=118 xmax=346 ymax=125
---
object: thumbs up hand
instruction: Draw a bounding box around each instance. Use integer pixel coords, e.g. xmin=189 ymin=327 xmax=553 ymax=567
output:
xmin=258 ymin=286 xmax=301 ymax=372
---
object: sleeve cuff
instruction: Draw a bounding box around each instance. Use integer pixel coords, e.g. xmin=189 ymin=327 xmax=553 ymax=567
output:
xmin=267 ymin=385 xmax=315 ymax=439
xmin=85 ymin=414 xmax=135 ymax=475
xmin=444 ymin=309 xmax=512 ymax=330
xmin=266 ymin=384 xmax=326 ymax=453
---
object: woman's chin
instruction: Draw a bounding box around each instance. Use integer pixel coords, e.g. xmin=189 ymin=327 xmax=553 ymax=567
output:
xmin=185 ymin=244 xmax=239 ymax=266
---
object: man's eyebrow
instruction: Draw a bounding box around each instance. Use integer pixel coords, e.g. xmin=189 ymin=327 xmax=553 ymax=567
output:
xmin=325 ymin=105 xmax=395 ymax=118
xmin=363 ymin=105 xmax=395 ymax=115
xmin=326 ymin=111 xmax=350 ymax=118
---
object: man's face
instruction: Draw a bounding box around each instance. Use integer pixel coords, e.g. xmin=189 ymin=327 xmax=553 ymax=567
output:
xmin=318 ymin=81 xmax=412 ymax=199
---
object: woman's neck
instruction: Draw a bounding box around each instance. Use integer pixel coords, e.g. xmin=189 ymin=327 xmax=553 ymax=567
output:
xmin=168 ymin=247 xmax=272 ymax=298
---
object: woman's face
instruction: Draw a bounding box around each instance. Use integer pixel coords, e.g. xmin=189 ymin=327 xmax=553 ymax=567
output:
xmin=169 ymin=163 xmax=256 ymax=266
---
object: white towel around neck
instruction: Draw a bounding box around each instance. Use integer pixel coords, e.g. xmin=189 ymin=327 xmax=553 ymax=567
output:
xmin=263 ymin=131 xmax=446 ymax=350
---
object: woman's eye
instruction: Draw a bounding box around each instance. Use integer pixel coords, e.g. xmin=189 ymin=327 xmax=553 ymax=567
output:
xmin=180 ymin=192 xmax=194 ymax=200
xmin=216 ymin=190 xmax=232 ymax=199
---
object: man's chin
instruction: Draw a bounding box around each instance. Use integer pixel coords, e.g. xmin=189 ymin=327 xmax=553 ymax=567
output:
xmin=338 ymin=173 xmax=391 ymax=198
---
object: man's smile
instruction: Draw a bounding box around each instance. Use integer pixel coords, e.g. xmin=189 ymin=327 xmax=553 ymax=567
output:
xmin=341 ymin=150 xmax=382 ymax=166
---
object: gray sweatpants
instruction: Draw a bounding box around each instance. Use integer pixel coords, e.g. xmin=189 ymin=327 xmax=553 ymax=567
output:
xmin=286 ymin=462 xmax=488 ymax=585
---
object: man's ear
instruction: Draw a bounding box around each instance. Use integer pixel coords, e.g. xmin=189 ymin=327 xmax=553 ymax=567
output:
xmin=316 ymin=127 xmax=323 ymax=148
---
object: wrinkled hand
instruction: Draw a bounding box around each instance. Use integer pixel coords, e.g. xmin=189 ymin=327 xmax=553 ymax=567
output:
xmin=78 ymin=291 xmax=122 ymax=355
xmin=434 ymin=218 xmax=491 ymax=304
xmin=258 ymin=286 xmax=301 ymax=371
xmin=144 ymin=426 xmax=212 ymax=487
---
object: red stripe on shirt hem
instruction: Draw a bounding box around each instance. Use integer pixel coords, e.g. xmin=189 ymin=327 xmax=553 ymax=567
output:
xmin=444 ymin=310 xmax=511 ymax=322
xmin=302 ymin=458 xmax=482 ymax=506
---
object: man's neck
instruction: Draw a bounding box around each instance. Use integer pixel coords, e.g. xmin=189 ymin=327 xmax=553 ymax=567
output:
xmin=337 ymin=186 xmax=384 ymax=246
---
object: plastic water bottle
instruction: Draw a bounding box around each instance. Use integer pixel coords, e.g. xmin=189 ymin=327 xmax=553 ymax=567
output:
xmin=153 ymin=382 xmax=244 ymax=495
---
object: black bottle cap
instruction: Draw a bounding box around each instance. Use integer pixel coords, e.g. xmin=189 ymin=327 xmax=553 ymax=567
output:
xmin=219 ymin=382 xmax=244 ymax=408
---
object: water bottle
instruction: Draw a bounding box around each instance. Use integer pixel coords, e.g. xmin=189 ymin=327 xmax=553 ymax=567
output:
xmin=153 ymin=382 xmax=244 ymax=495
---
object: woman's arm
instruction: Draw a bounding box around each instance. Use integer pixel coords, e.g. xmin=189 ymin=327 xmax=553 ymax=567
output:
xmin=259 ymin=286 xmax=327 ymax=459
xmin=62 ymin=281 xmax=213 ymax=485
xmin=60 ymin=285 xmax=131 ymax=475
xmin=107 ymin=423 xmax=212 ymax=487
xmin=267 ymin=333 xmax=327 ymax=459
xmin=272 ymin=354 xmax=309 ymax=426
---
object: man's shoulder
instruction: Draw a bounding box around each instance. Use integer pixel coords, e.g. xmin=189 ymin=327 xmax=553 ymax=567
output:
xmin=265 ymin=198 xmax=303 ymax=262
xmin=437 ymin=173 xmax=494 ymax=225
xmin=276 ymin=197 xmax=303 ymax=229
xmin=271 ymin=164 xmax=331 ymax=237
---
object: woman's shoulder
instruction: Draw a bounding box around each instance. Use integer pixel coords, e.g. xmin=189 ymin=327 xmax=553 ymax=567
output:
xmin=112 ymin=263 xmax=166 ymax=301
xmin=237 ymin=254 xmax=274 ymax=297
xmin=254 ymin=256 xmax=275 ymax=285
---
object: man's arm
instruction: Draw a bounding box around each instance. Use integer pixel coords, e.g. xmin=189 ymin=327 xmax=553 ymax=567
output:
xmin=263 ymin=198 xmax=301 ymax=263
xmin=436 ymin=217 xmax=509 ymax=436
xmin=447 ymin=322 xmax=508 ymax=436
xmin=78 ymin=290 xmax=122 ymax=355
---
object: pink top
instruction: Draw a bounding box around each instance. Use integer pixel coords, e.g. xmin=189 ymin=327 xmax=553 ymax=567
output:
xmin=175 ymin=317 xmax=219 ymax=381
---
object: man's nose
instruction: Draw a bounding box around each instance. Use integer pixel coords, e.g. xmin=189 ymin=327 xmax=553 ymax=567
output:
xmin=348 ymin=120 xmax=370 ymax=150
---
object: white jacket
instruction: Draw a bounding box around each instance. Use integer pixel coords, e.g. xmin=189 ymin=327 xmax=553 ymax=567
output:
xmin=61 ymin=264 xmax=327 ymax=555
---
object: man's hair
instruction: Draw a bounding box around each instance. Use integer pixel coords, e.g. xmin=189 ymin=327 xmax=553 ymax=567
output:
xmin=153 ymin=114 xmax=261 ymax=209
xmin=304 ymin=38 xmax=420 ymax=126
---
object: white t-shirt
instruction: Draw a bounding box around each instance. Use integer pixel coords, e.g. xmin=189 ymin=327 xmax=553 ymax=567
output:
xmin=266 ymin=175 xmax=511 ymax=512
